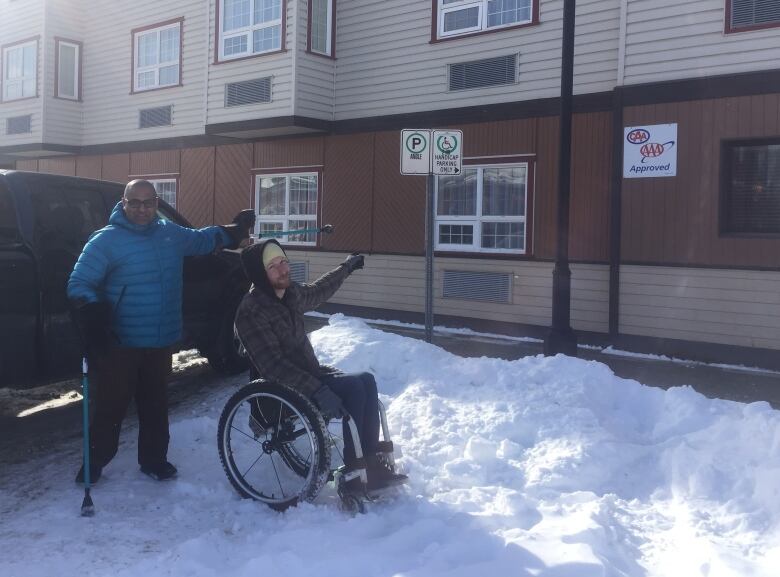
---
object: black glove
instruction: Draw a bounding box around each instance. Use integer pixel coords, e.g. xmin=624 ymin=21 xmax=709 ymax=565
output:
xmin=342 ymin=253 xmax=364 ymax=274
xmin=72 ymin=301 xmax=116 ymax=360
xmin=221 ymin=209 xmax=256 ymax=249
xmin=311 ymin=385 xmax=346 ymax=420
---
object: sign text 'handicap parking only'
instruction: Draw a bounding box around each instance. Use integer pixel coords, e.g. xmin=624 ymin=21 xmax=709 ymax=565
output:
xmin=431 ymin=130 xmax=462 ymax=175
xmin=400 ymin=130 xmax=431 ymax=175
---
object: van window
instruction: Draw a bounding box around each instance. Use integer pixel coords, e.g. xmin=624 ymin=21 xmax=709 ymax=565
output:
xmin=0 ymin=185 xmax=19 ymax=244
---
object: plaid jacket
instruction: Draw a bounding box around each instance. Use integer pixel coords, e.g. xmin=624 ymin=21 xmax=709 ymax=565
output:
xmin=234 ymin=264 xmax=350 ymax=397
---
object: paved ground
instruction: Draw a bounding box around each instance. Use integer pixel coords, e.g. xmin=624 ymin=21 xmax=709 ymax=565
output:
xmin=1 ymin=318 xmax=778 ymax=470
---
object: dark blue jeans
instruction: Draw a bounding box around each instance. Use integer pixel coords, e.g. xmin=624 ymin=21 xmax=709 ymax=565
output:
xmin=320 ymin=372 xmax=380 ymax=466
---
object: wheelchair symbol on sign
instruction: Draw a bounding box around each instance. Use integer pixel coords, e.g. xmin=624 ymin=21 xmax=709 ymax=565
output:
xmin=437 ymin=135 xmax=458 ymax=154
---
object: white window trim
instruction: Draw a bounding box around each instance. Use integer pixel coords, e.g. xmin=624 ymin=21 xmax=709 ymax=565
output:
xmin=310 ymin=0 xmax=333 ymax=56
xmin=149 ymin=178 xmax=177 ymax=208
xmin=438 ymin=0 xmax=534 ymax=39
xmin=2 ymin=40 xmax=37 ymax=101
xmin=254 ymin=173 xmax=318 ymax=247
xmin=219 ymin=0 xmax=284 ymax=61
xmin=56 ymin=40 xmax=80 ymax=100
xmin=434 ymin=163 xmax=528 ymax=254
xmin=133 ymin=22 xmax=181 ymax=92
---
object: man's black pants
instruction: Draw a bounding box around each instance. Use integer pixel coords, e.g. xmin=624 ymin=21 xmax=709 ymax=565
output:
xmin=320 ymin=372 xmax=380 ymax=466
xmin=88 ymin=347 xmax=172 ymax=469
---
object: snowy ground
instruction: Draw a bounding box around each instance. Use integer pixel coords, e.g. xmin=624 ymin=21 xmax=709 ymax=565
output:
xmin=1 ymin=315 xmax=778 ymax=577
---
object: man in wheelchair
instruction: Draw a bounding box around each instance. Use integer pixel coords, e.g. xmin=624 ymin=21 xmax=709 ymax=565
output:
xmin=235 ymin=239 xmax=407 ymax=493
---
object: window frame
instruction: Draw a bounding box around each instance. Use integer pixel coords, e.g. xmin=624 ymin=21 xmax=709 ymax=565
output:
xmin=254 ymin=169 xmax=321 ymax=247
xmin=131 ymin=18 xmax=183 ymax=94
xmin=719 ymin=138 xmax=780 ymax=237
xmin=725 ymin=0 xmax=780 ymax=34
xmin=148 ymin=178 xmax=178 ymax=209
xmin=434 ymin=158 xmax=534 ymax=255
xmin=1 ymin=37 xmax=39 ymax=103
xmin=216 ymin=0 xmax=287 ymax=63
xmin=54 ymin=38 xmax=82 ymax=101
xmin=431 ymin=0 xmax=539 ymax=42
xmin=307 ymin=0 xmax=336 ymax=58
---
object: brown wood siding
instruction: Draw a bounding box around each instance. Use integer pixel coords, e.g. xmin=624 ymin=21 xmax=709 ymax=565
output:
xmin=534 ymin=115 xmax=559 ymax=259
xmin=38 ymin=158 xmax=76 ymax=175
xmin=622 ymin=94 xmax=780 ymax=268
xmin=101 ymin=154 xmax=130 ymax=183
xmin=129 ymin=149 xmax=180 ymax=177
xmin=372 ymin=131 xmax=425 ymax=254
xmin=179 ymin=147 xmax=216 ymax=227
xmin=321 ymin=133 xmax=374 ymax=252
xmin=214 ymin=143 xmax=253 ymax=225
xmin=461 ymin=118 xmax=537 ymax=156
xmin=76 ymin=156 xmax=102 ymax=179
xmin=253 ymin=137 xmax=324 ymax=169
xmin=15 ymin=160 xmax=38 ymax=171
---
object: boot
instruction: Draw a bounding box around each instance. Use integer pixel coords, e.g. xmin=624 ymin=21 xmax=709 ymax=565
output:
xmin=140 ymin=461 xmax=178 ymax=481
xmin=366 ymin=455 xmax=407 ymax=491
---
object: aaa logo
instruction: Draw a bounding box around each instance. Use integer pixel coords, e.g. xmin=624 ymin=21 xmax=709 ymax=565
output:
xmin=639 ymin=141 xmax=675 ymax=163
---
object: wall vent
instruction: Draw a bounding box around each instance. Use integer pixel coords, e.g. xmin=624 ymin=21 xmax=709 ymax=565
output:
xmin=731 ymin=0 xmax=780 ymax=29
xmin=139 ymin=105 xmax=172 ymax=129
xmin=289 ymin=261 xmax=308 ymax=284
xmin=225 ymin=77 xmax=272 ymax=107
xmin=443 ymin=270 xmax=512 ymax=303
xmin=448 ymin=54 xmax=517 ymax=91
xmin=6 ymin=115 xmax=32 ymax=135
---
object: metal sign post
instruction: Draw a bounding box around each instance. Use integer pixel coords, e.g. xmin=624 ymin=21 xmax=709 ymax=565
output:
xmin=400 ymin=128 xmax=463 ymax=343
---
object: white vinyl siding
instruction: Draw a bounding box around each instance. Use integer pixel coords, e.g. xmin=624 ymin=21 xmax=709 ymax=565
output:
xmin=219 ymin=0 xmax=283 ymax=61
xmin=133 ymin=21 xmax=181 ymax=92
xmin=2 ymin=40 xmax=37 ymax=101
xmin=255 ymin=173 xmax=318 ymax=246
xmin=57 ymin=41 xmax=80 ymax=100
xmin=622 ymin=0 xmax=780 ymax=85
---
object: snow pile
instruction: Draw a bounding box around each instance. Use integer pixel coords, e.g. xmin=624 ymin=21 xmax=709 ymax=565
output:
xmin=1 ymin=314 xmax=779 ymax=577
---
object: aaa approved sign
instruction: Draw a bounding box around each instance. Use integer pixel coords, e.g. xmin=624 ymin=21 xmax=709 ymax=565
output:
xmin=623 ymin=123 xmax=677 ymax=178
xmin=431 ymin=130 xmax=462 ymax=175
xmin=400 ymin=130 xmax=431 ymax=175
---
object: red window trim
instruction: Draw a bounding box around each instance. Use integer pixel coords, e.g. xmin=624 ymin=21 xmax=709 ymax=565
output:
xmin=252 ymin=166 xmax=324 ymax=247
xmin=306 ymin=0 xmax=337 ymax=59
xmin=439 ymin=155 xmax=535 ymax=256
xmin=214 ymin=0 xmax=288 ymax=64
xmin=430 ymin=0 xmax=539 ymax=43
xmin=54 ymin=37 xmax=83 ymax=102
xmin=130 ymin=17 xmax=184 ymax=96
xmin=0 ymin=36 xmax=40 ymax=104
xmin=724 ymin=0 xmax=780 ymax=34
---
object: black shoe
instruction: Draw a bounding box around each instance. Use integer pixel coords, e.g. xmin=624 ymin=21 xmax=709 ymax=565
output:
xmin=366 ymin=456 xmax=408 ymax=491
xmin=75 ymin=464 xmax=102 ymax=485
xmin=140 ymin=461 xmax=178 ymax=481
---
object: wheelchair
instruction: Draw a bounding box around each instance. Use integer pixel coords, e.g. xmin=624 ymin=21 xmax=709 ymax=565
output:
xmin=217 ymin=379 xmax=400 ymax=513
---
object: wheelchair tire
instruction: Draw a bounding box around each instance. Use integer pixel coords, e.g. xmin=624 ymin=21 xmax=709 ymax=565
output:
xmin=218 ymin=380 xmax=331 ymax=511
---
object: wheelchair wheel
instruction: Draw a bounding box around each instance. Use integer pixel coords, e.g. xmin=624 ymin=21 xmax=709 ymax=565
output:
xmin=218 ymin=381 xmax=331 ymax=511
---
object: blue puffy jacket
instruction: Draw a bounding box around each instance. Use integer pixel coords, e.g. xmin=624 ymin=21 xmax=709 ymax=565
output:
xmin=67 ymin=202 xmax=231 ymax=348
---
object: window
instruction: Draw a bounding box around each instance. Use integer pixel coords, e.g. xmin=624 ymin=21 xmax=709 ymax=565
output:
xmin=149 ymin=179 xmax=177 ymax=208
xmin=721 ymin=140 xmax=780 ymax=234
xmin=219 ymin=0 xmax=284 ymax=61
xmin=55 ymin=39 xmax=81 ymax=100
xmin=726 ymin=0 xmax=780 ymax=33
xmin=133 ymin=20 xmax=181 ymax=92
xmin=255 ymin=172 xmax=318 ymax=245
xmin=2 ymin=39 xmax=37 ymax=101
xmin=435 ymin=163 xmax=528 ymax=253
xmin=308 ymin=0 xmax=334 ymax=56
xmin=436 ymin=0 xmax=536 ymax=39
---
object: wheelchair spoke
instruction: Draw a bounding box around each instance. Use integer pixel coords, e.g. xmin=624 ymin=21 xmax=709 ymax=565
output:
xmin=230 ymin=423 xmax=265 ymax=445
xmin=269 ymin=453 xmax=286 ymax=499
xmin=240 ymin=451 xmax=267 ymax=479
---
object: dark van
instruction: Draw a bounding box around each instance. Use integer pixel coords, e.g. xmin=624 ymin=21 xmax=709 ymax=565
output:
xmin=0 ymin=170 xmax=249 ymax=387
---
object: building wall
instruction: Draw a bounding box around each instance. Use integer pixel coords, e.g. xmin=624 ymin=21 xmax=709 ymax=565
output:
xmin=622 ymin=0 xmax=780 ymax=85
xmin=620 ymin=265 xmax=780 ymax=350
xmin=294 ymin=0 xmax=335 ymax=120
xmin=621 ymin=93 xmax=780 ymax=269
xmin=332 ymin=0 xmax=620 ymax=120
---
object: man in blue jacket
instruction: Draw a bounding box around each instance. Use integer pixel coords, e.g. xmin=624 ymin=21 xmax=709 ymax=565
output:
xmin=68 ymin=179 xmax=254 ymax=483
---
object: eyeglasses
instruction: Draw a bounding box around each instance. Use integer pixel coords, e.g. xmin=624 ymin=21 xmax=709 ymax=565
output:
xmin=124 ymin=197 xmax=158 ymax=209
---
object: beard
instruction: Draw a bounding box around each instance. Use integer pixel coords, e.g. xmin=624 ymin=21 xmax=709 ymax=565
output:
xmin=270 ymin=274 xmax=290 ymax=291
